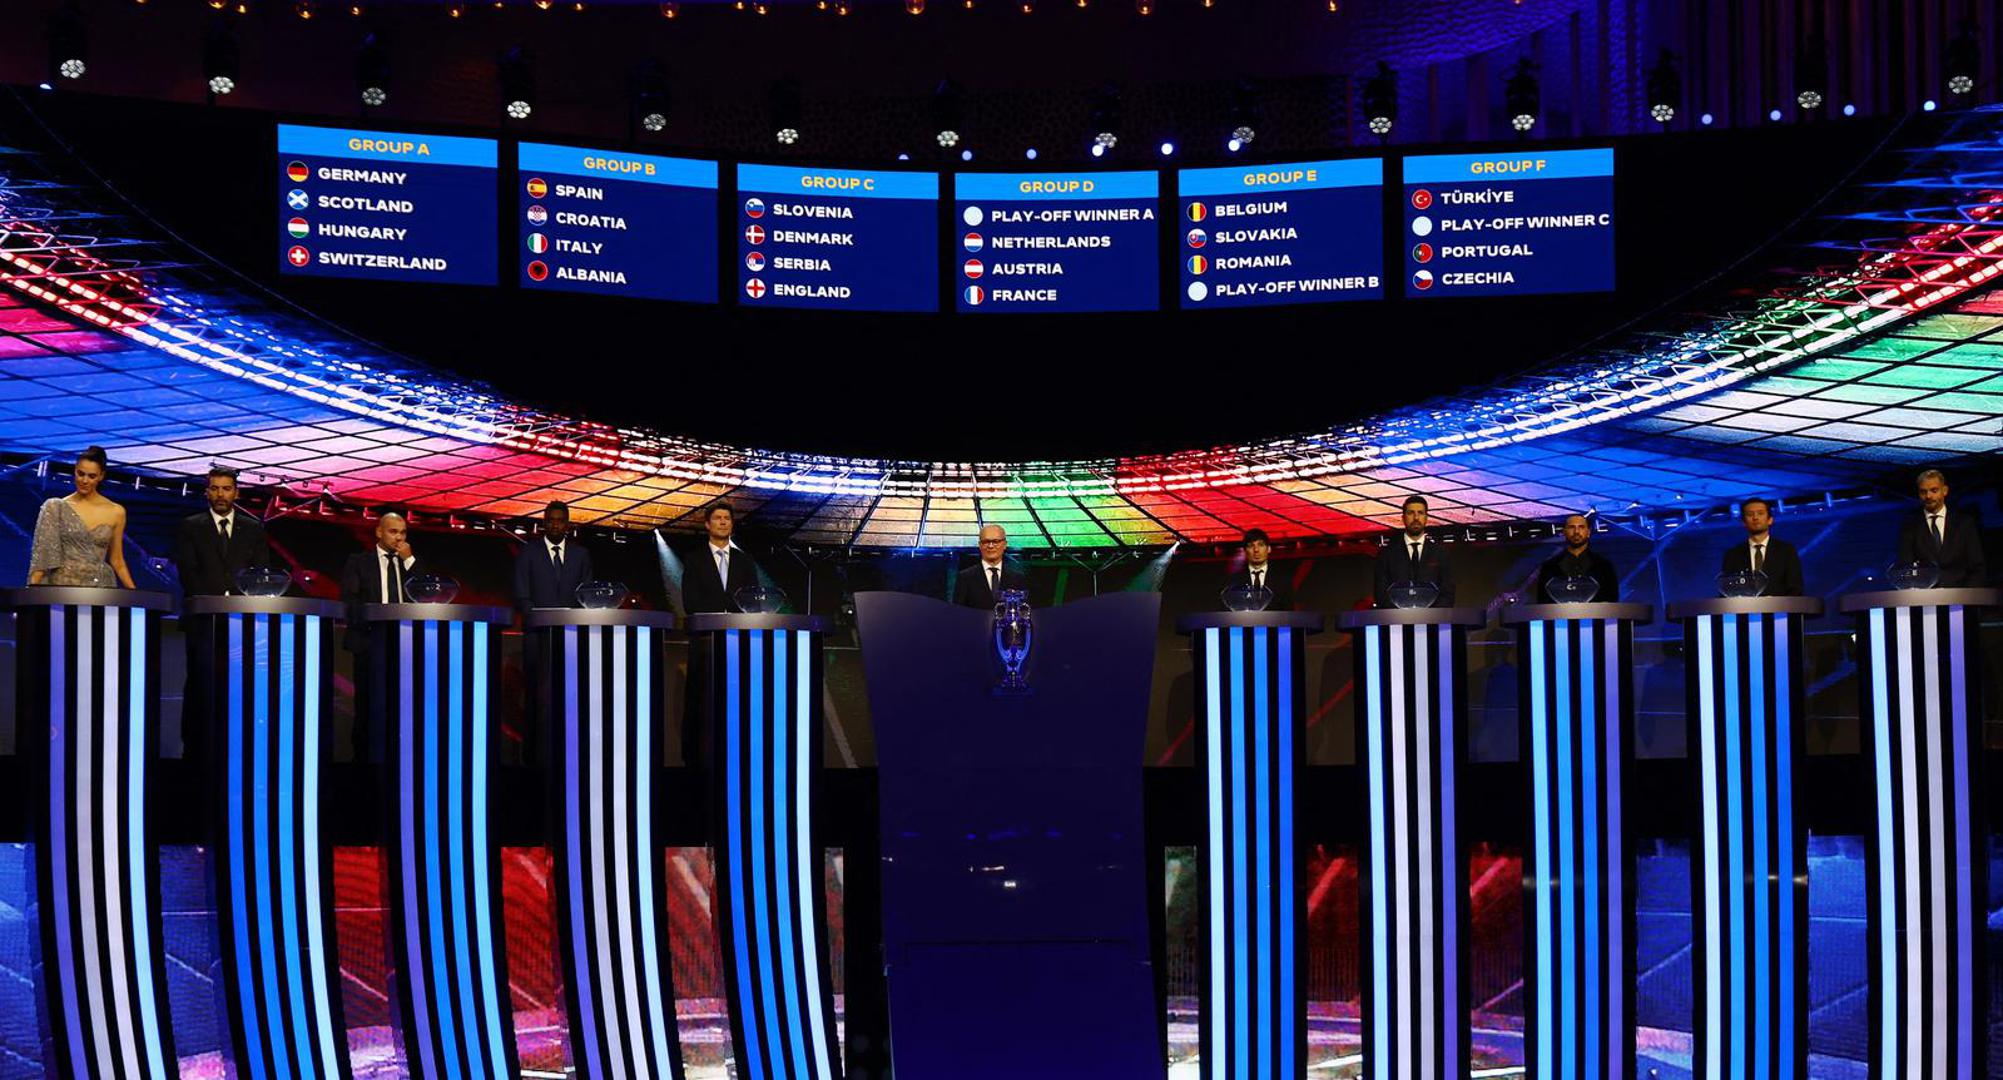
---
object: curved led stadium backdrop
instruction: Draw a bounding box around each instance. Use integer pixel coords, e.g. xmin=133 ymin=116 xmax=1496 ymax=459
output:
xmin=0 ymin=103 xmax=2000 ymax=547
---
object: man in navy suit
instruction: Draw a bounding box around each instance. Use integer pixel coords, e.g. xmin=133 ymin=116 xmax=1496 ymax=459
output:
xmin=1373 ymin=495 xmax=1456 ymax=607
xmin=1896 ymin=468 xmax=1988 ymax=587
xmin=954 ymin=523 xmax=1030 ymax=608
xmin=514 ymin=501 xmax=592 ymax=764
xmin=1720 ymin=496 xmax=1805 ymax=597
xmin=1219 ymin=527 xmax=1294 ymax=610
xmin=682 ymin=501 xmax=761 ymax=614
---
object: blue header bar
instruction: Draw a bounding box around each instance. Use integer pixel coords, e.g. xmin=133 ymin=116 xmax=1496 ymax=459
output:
xmin=1402 ymin=147 xmax=1613 ymax=184
xmin=278 ymin=124 xmax=496 ymax=168
xmin=1178 ymin=158 xmax=1383 ymax=197
xmin=518 ymin=143 xmax=717 ymax=189
xmin=737 ymin=164 xmax=938 ymax=200
xmin=955 ymin=170 xmax=1159 ymax=202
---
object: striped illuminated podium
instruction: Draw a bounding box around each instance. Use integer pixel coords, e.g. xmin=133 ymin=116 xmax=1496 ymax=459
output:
xmin=1840 ymin=587 xmax=1996 ymax=1080
xmin=3 ymin=587 xmax=178 ymax=1079
xmin=1502 ymin=600 xmax=1651 ymax=1080
xmin=1666 ymin=595 xmax=1822 ymax=1080
xmin=526 ymin=607 xmax=686 ymax=1080
xmin=1335 ymin=605 xmax=1486 ymax=1080
xmin=1174 ymin=610 xmax=1324 ymax=1080
xmin=686 ymin=612 xmax=842 ymax=1080
xmin=186 ymin=595 xmax=349 ymax=1080
xmin=364 ymin=601 xmax=517 ymax=1080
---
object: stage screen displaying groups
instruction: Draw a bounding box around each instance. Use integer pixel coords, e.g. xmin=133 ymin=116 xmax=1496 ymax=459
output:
xmin=952 ymin=171 xmax=1160 ymax=313
xmin=1401 ymin=147 xmax=1616 ymax=297
xmin=736 ymin=164 xmax=940 ymax=312
xmin=517 ymin=143 xmax=718 ymax=303
xmin=1175 ymin=159 xmax=1384 ymax=308
xmin=278 ymin=124 xmax=497 ymax=285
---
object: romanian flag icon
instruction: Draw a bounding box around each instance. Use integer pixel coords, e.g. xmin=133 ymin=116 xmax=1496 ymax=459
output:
xmin=1187 ymin=255 xmax=1208 ymax=275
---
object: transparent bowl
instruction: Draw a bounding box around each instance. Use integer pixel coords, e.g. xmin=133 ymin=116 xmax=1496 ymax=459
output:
xmin=1715 ymin=569 xmax=1768 ymax=599
xmin=1387 ymin=580 xmax=1439 ymax=610
xmin=404 ymin=573 xmax=460 ymax=604
xmin=1220 ymin=583 xmax=1273 ymax=612
xmin=1546 ymin=574 xmax=1601 ymax=604
xmin=575 ymin=580 xmax=628 ymax=610
xmin=1886 ymin=561 xmax=1941 ymax=591
xmin=234 ymin=566 xmax=292 ymax=597
xmin=732 ymin=585 xmax=787 ymax=614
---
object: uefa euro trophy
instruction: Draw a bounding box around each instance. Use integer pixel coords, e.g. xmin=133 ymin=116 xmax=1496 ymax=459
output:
xmin=992 ymin=587 xmax=1034 ymax=695
xmin=1387 ymin=580 xmax=1440 ymax=609
xmin=1547 ymin=574 xmax=1601 ymax=604
xmin=1714 ymin=569 xmax=1769 ymax=599
xmin=1220 ymin=583 xmax=1274 ymax=612
xmin=234 ymin=566 xmax=293 ymax=597
xmin=1885 ymin=560 xmax=1941 ymax=591
xmin=574 ymin=580 xmax=629 ymax=609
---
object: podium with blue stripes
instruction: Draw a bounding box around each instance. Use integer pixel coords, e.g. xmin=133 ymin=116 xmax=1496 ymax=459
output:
xmin=1504 ymin=601 xmax=1649 ymax=1080
xmin=688 ymin=613 xmax=842 ymax=1080
xmin=1842 ymin=587 xmax=1995 ymax=1080
xmin=1176 ymin=611 xmax=1323 ymax=1080
xmin=366 ymin=602 xmax=517 ymax=1080
xmin=4 ymin=587 xmax=178 ymax=1080
xmin=1668 ymin=596 xmax=1821 ymax=1080
xmin=188 ymin=595 xmax=349 ymax=1080
xmin=1337 ymin=606 xmax=1485 ymax=1080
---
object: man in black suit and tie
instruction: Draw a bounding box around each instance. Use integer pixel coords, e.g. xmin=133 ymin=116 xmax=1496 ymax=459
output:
xmin=1720 ymin=497 xmax=1805 ymax=596
xmin=682 ymin=501 xmax=760 ymax=614
xmin=954 ymin=524 xmax=1029 ymax=608
xmin=1897 ymin=468 xmax=1988 ymax=587
xmin=338 ymin=511 xmax=420 ymax=762
xmin=1373 ymin=496 xmax=1456 ymax=607
xmin=174 ymin=465 xmax=273 ymax=761
xmin=1221 ymin=528 xmax=1294 ymax=610
xmin=514 ymin=501 xmax=592 ymax=765
xmin=1534 ymin=513 xmax=1620 ymax=603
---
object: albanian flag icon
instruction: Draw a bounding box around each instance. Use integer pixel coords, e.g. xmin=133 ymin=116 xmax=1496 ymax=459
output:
xmin=1187 ymin=202 xmax=1208 ymax=222
xmin=526 ymin=177 xmax=549 ymax=198
xmin=286 ymin=161 xmax=309 ymax=183
xmin=526 ymin=260 xmax=550 ymax=282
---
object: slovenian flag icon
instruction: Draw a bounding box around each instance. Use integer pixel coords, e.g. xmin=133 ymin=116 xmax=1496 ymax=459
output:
xmin=287 ymin=217 xmax=310 ymax=239
xmin=964 ymin=285 xmax=985 ymax=305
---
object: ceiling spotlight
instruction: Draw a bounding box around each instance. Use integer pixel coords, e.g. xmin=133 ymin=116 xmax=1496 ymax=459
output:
xmin=1922 ymin=99 xmax=1938 ymax=111
xmin=448 ymin=2 xmax=468 ymax=15
xmin=1842 ymin=103 xmax=1857 ymax=116
xmin=294 ymin=0 xmax=315 ymax=18
xmin=1645 ymin=48 xmax=1679 ymax=126
xmin=361 ymin=86 xmax=387 ymax=107
xmin=630 ymin=60 xmax=669 ymax=136
xmin=356 ymin=31 xmax=389 ymax=107
xmin=203 ymin=19 xmax=240 ymax=99
xmin=932 ymin=80 xmax=963 ymax=153
xmin=1510 ymin=113 xmax=1536 ymax=132
xmin=641 ymin=112 xmax=667 ymax=131
xmin=960 ymin=149 xmax=973 ymax=161
xmin=1768 ymin=107 xmax=1783 ymax=120
xmin=1094 ymin=131 xmax=1118 ymax=150
xmin=771 ymin=76 xmax=803 ymax=146
xmin=658 ymin=1 xmax=679 ymax=15
xmin=1649 ymin=102 xmax=1674 ymax=123
xmin=1361 ymin=61 xmax=1396 ymax=140
xmin=1503 ymin=57 xmax=1539 ymax=135
xmin=1158 ymin=140 xmax=1175 ymax=156
xmin=1226 ymin=137 xmax=1242 ymax=152
xmin=1090 ymin=142 xmax=1105 ymax=158
xmin=1367 ymin=115 xmax=1392 ymax=136
xmin=937 ymin=130 xmax=960 ymax=147
xmin=777 ymin=127 xmax=800 ymax=145
xmin=1091 ymin=83 xmax=1122 ymax=156
xmin=1946 ymin=19 xmax=1978 ymax=97
xmin=1025 ymin=148 xmax=1038 ymax=160
xmin=905 ymin=0 xmax=923 ymax=12
xmin=1231 ymin=124 xmax=1256 ymax=146
xmin=1795 ymin=35 xmax=1828 ymax=111
xmin=1949 ymin=74 xmax=1975 ymax=96
xmin=499 ymin=47 xmax=535 ymax=121
xmin=1796 ymin=89 xmax=1823 ymax=109
xmin=1134 ymin=0 xmax=1152 ymax=11
xmin=47 ymin=1 xmax=88 ymax=82
xmin=1700 ymin=112 xmax=1714 ymax=125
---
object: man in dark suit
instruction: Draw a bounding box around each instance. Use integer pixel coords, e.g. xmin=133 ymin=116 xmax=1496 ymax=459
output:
xmin=337 ymin=511 xmax=420 ymax=762
xmin=1373 ymin=495 xmax=1456 ymax=607
xmin=954 ymin=523 xmax=1029 ymax=608
xmin=1221 ymin=527 xmax=1294 ymax=610
xmin=1897 ymin=468 xmax=1988 ymax=587
xmin=174 ymin=465 xmax=273 ymax=761
xmin=514 ymin=501 xmax=592 ymax=765
xmin=682 ymin=501 xmax=760 ymax=614
xmin=1720 ymin=496 xmax=1804 ymax=597
xmin=1534 ymin=513 xmax=1620 ymax=603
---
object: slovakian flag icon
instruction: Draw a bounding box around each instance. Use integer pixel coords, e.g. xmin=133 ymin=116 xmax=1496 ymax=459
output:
xmin=963 ymin=232 xmax=984 ymax=253
xmin=286 ymin=161 xmax=309 ymax=183
xmin=745 ymin=224 xmax=766 ymax=245
xmin=526 ymin=205 xmax=548 ymax=226
xmin=1412 ymin=269 xmax=1434 ymax=290
xmin=286 ymin=245 xmax=311 ymax=268
xmin=745 ymin=277 xmax=768 ymax=299
xmin=745 ymin=251 xmax=766 ymax=272
xmin=1186 ymin=228 xmax=1207 ymax=249
xmin=527 ymin=233 xmax=549 ymax=254
xmin=1412 ymin=242 xmax=1434 ymax=263
xmin=744 ymin=198 xmax=766 ymax=218
xmin=1187 ymin=202 xmax=1208 ymax=222
xmin=526 ymin=260 xmax=550 ymax=282
xmin=963 ymin=259 xmax=984 ymax=280
xmin=1187 ymin=254 xmax=1208 ymax=275
xmin=964 ymin=285 xmax=985 ymax=305
xmin=526 ymin=177 xmax=549 ymax=198
xmin=287 ymin=218 xmax=310 ymax=239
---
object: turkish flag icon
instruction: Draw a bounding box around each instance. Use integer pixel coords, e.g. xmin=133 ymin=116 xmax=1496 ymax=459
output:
xmin=1410 ymin=188 xmax=1434 ymax=210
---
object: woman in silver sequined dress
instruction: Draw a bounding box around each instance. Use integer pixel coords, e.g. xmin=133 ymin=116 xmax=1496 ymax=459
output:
xmin=27 ymin=446 xmax=137 ymax=589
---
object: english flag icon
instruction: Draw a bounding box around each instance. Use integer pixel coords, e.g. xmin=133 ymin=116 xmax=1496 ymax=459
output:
xmin=745 ymin=277 xmax=768 ymax=299
xmin=526 ymin=177 xmax=549 ymax=198
xmin=286 ymin=161 xmax=309 ymax=183
xmin=526 ymin=260 xmax=550 ymax=281
xmin=286 ymin=245 xmax=311 ymax=267
xmin=744 ymin=224 xmax=766 ymax=245
xmin=1411 ymin=188 xmax=1434 ymax=210
xmin=1187 ymin=202 xmax=1208 ymax=222
xmin=287 ymin=190 xmax=310 ymax=210
xmin=963 ymin=259 xmax=984 ymax=280
xmin=745 ymin=198 xmax=766 ymax=218
xmin=964 ymin=285 xmax=985 ymax=305
xmin=1412 ymin=269 xmax=1435 ymax=290
xmin=287 ymin=218 xmax=310 ymax=239
xmin=745 ymin=251 xmax=766 ymax=272
xmin=963 ymin=232 xmax=984 ymax=253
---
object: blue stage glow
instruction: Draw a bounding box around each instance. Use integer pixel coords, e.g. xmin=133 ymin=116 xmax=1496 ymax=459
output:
xmin=1697 ymin=617 xmax=1720 ymax=1080
xmin=749 ymin=632 xmax=786 ymax=1080
xmin=562 ymin=630 xmax=604 ymax=1080
xmin=446 ymin=621 xmax=477 ymax=1080
xmin=1581 ymin=622 xmax=1600 ymax=1080
xmin=1228 ymin=627 xmax=1248 ymax=1080
xmin=1252 ymin=628 xmax=1271 ymax=1080
xmin=1204 ymin=628 xmax=1226 ymax=1076
xmin=1868 ymin=608 xmax=1895 ymax=1077
xmin=471 ymin=623 xmax=505 ymax=1073
xmin=252 ymin=617 xmax=284 ymax=1080
xmin=423 ymin=623 xmax=462 ymax=1080
xmin=772 ymin=630 xmax=811 ymax=1080
xmin=1277 ymin=627 xmax=1296 ymax=1080
xmin=1775 ymin=616 xmax=1794 ymax=1075
xmin=276 ymin=617 xmax=315 ymax=1080
xmin=1529 ymin=624 xmax=1551 ymax=1077
xmin=1749 ymin=618 xmax=1771 ymax=1079
xmin=227 ymin=616 xmax=264 ymax=1080
xmin=1555 ymin=622 xmax=1575 ymax=1080
xmin=1723 ymin=616 xmax=1746 ymax=1080
xmin=399 ymin=622 xmax=439 ymax=1080
xmin=725 ymin=631 xmax=763 ymax=1080
xmin=1364 ymin=625 xmax=1387 ymax=1080
xmin=638 ymin=628 xmax=678 ymax=1074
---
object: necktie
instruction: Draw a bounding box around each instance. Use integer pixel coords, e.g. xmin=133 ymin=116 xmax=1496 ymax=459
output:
xmin=388 ymin=552 xmax=405 ymax=603
xmin=1753 ymin=543 xmax=1765 ymax=573
xmin=715 ymin=547 xmax=728 ymax=585
xmin=551 ymin=542 xmax=563 ymax=570
xmin=1251 ymin=567 xmax=1264 ymax=589
xmin=217 ymin=516 xmax=231 ymax=546
xmin=1410 ymin=541 xmax=1421 ymax=566
xmin=1930 ymin=514 xmax=1944 ymax=546
xmin=989 ymin=566 xmax=999 ymax=595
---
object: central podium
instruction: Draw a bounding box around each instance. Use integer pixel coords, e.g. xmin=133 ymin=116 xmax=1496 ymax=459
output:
xmin=856 ymin=591 xmax=1162 ymax=1080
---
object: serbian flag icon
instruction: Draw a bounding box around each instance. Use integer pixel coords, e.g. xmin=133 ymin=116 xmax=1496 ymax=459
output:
xmin=1187 ymin=254 xmax=1208 ymax=275
xmin=745 ymin=251 xmax=766 ymax=272
xmin=526 ymin=260 xmax=550 ymax=282
xmin=527 ymin=233 xmax=549 ymax=253
xmin=1187 ymin=202 xmax=1207 ymax=222
xmin=526 ymin=177 xmax=549 ymax=198
xmin=963 ymin=232 xmax=984 ymax=253
xmin=964 ymin=285 xmax=985 ymax=305
xmin=287 ymin=218 xmax=310 ymax=239
xmin=286 ymin=161 xmax=309 ymax=183
xmin=963 ymin=259 xmax=984 ymax=280
xmin=286 ymin=245 xmax=311 ymax=267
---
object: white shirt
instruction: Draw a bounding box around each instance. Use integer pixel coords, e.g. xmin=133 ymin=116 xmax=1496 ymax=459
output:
xmin=1748 ymin=536 xmax=1769 ymax=569
xmin=710 ymin=541 xmax=732 ymax=583
xmin=546 ymin=537 xmax=567 ymax=566
xmin=1926 ymin=507 xmax=1947 ymax=542
xmin=378 ymin=547 xmax=414 ymax=602
xmin=1405 ymin=534 xmax=1427 ymax=562
xmin=1247 ymin=562 xmax=1270 ymax=587
xmin=211 ymin=509 xmax=237 ymax=538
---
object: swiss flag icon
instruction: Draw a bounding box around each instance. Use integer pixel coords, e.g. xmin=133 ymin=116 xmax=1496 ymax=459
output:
xmin=286 ymin=245 xmax=311 ymax=267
